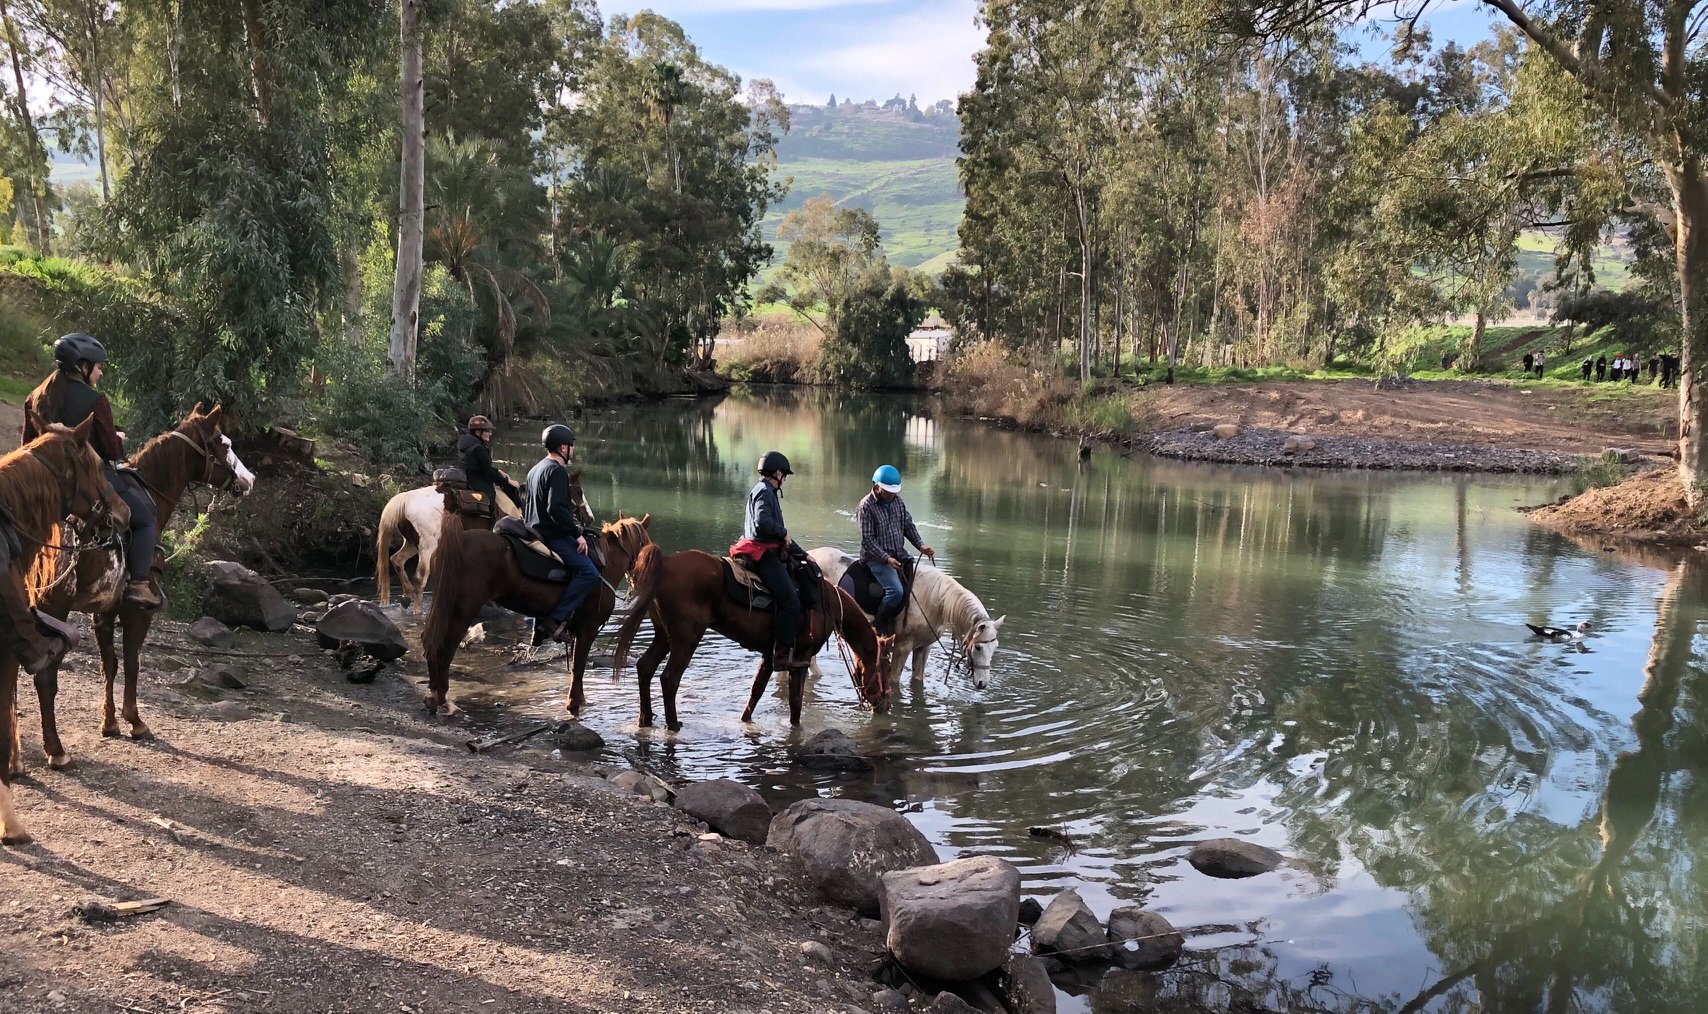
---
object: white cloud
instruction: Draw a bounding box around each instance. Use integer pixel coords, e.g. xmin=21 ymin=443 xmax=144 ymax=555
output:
xmin=803 ymin=1 xmax=981 ymax=104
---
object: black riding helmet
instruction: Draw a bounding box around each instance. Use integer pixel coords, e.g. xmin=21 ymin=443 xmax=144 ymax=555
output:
xmin=542 ymin=423 xmax=576 ymax=451
xmin=54 ymin=332 xmax=108 ymax=370
xmin=757 ymin=450 xmax=793 ymax=476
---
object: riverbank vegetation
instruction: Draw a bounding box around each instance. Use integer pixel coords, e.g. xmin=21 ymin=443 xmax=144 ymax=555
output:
xmin=943 ymin=1 xmax=1705 ymax=506
xmin=0 ymin=1 xmax=785 ymax=458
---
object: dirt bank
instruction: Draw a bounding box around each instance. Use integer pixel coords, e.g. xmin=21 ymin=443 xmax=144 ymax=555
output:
xmin=1 ymin=619 xmax=889 ymax=1014
xmin=1142 ymin=379 xmax=1675 ymax=458
xmin=1525 ymin=467 xmax=1708 ymax=547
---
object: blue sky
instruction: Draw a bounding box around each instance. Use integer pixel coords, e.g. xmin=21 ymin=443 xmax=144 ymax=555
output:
xmin=617 ymin=0 xmax=1506 ymax=109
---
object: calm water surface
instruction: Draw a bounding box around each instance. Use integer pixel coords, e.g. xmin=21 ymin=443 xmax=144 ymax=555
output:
xmin=472 ymin=388 xmax=1706 ymax=1012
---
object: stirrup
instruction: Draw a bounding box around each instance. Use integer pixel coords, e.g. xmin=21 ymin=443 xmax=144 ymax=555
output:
xmin=124 ymin=581 xmax=163 ymax=611
xmin=549 ymin=617 xmax=576 ymax=644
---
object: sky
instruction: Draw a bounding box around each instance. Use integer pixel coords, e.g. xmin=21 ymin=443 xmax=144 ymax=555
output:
xmin=613 ymin=1 xmax=1512 ymax=110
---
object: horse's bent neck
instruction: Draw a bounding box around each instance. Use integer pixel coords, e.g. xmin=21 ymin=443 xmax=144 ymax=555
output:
xmin=0 ymin=447 xmax=72 ymax=539
xmin=917 ymin=567 xmax=990 ymax=637
xmin=130 ymin=436 xmax=199 ymax=525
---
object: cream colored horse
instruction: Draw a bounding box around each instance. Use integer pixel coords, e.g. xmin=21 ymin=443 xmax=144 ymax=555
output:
xmin=806 ymin=548 xmax=1004 ymax=689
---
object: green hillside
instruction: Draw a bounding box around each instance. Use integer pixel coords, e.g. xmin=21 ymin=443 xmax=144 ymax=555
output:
xmin=766 ymin=103 xmax=963 ymax=274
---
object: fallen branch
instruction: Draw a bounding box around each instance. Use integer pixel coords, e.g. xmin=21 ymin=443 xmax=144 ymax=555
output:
xmin=466 ymin=723 xmax=551 ymax=754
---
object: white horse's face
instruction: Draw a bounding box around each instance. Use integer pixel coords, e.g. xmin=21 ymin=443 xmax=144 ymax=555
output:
xmin=219 ymin=434 xmax=257 ymax=496
xmin=966 ymin=615 xmax=1004 ymax=690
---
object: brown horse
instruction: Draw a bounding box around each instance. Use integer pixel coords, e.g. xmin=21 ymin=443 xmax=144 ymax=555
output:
xmin=2 ymin=416 xmax=130 ymax=844
xmin=28 ymin=405 xmax=254 ymax=764
xmin=421 ymin=507 xmax=654 ymax=716
xmin=610 ymin=547 xmax=892 ymax=732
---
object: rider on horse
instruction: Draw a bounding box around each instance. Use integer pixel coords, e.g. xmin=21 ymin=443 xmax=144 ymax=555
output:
xmin=731 ymin=450 xmax=803 ymax=668
xmin=523 ymin=423 xmax=599 ymax=643
xmin=20 ymin=333 xmax=160 ymax=610
xmin=457 ymin=415 xmax=524 ymax=513
xmin=857 ymin=464 xmax=934 ymax=635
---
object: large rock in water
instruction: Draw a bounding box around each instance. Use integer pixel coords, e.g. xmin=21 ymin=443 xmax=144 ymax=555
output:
xmin=314 ymin=600 xmax=408 ymax=662
xmin=674 ymin=779 xmax=772 ymax=844
xmin=1031 ymin=888 xmax=1111 ymax=962
xmin=999 ymin=955 xmax=1058 ymax=1014
xmin=795 ymin=728 xmax=873 ymax=771
xmin=203 ymin=561 xmax=294 ymax=632
xmin=1107 ymin=907 xmax=1183 ymax=970
xmin=1186 ymin=838 xmax=1284 ymax=879
xmin=880 ymin=856 xmax=1020 ymax=981
xmin=767 ymin=798 xmax=936 ymax=916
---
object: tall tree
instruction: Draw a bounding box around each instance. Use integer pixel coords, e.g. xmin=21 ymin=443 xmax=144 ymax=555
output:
xmin=0 ymin=0 xmax=49 ymax=251
xmin=390 ymin=0 xmax=424 ymax=377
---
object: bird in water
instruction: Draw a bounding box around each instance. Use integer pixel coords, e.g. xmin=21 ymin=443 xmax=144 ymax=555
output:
xmin=1526 ymin=620 xmax=1592 ymax=641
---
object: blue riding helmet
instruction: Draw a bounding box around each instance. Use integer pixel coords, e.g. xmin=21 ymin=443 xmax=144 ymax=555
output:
xmin=873 ymin=464 xmax=901 ymax=492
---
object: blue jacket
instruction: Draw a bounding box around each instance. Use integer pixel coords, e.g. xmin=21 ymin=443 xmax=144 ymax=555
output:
xmin=744 ymin=479 xmax=787 ymax=543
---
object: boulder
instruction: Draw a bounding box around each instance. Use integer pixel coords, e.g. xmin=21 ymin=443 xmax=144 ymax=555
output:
xmin=291 ymin=586 xmax=331 ymax=605
xmin=927 ymin=993 xmax=983 ymax=1014
xmin=1605 ymin=446 xmax=1642 ymax=464
xmin=881 ymin=856 xmax=1020 ymax=982
xmin=196 ymin=663 xmax=247 ymax=691
xmin=1282 ymin=435 xmax=1317 ymax=454
xmin=607 ymin=770 xmax=673 ymax=803
xmin=1018 ymin=897 xmax=1044 ymax=925
xmin=796 ymin=729 xmax=873 ymax=771
xmin=1186 ymin=838 xmax=1283 ymax=879
xmin=871 ymin=990 xmax=908 ymax=1012
xmin=328 ymin=593 xmax=360 ymax=608
xmin=1107 ymin=907 xmax=1183 ymax=970
xmin=998 ymin=955 xmax=1057 ymax=1014
xmin=1031 ymin=888 xmax=1111 ymax=962
xmin=674 ymin=779 xmax=772 ymax=845
xmin=188 ymin=617 xmax=235 ymax=648
xmin=1212 ymin=423 xmax=1240 ymax=440
xmin=203 ymin=561 xmax=294 ymax=632
xmin=551 ymin=721 xmax=605 ymax=753
xmin=767 ymin=798 xmax=936 ymax=916
xmin=314 ymin=600 xmax=408 ymax=662
xmin=1089 ymin=969 xmax=1159 ymax=1013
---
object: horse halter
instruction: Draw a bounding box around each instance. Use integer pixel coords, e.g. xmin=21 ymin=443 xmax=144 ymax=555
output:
xmin=26 ymin=443 xmax=105 ymax=523
xmin=168 ymin=429 xmax=242 ymax=492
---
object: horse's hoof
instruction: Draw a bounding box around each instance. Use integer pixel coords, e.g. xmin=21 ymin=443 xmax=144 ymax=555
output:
xmin=100 ymin=721 xmax=121 ymax=738
xmin=638 ymin=715 xmax=654 ymax=728
xmin=739 ymin=710 xmax=754 ymax=723
xmin=128 ymin=724 xmax=154 ymax=741
xmin=667 ymin=722 xmax=683 ymax=734
xmin=0 ymin=828 xmax=32 ymax=846
xmin=46 ymin=753 xmax=70 ymax=770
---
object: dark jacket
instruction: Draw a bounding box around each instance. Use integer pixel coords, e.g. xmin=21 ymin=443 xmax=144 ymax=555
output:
xmin=744 ymin=479 xmax=787 ymax=544
xmin=457 ymin=432 xmax=512 ymax=504
xmin=22 ymin=372 xmax=125 ymax=462
xmin=524 ymin=456 xmax=581 ymax=541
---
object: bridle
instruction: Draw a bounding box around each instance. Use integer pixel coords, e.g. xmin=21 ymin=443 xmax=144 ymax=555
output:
xmin=25 ymin=444 xmax=106 ymax=525
xmin=166 ymin=428 xmax=243 ymax=493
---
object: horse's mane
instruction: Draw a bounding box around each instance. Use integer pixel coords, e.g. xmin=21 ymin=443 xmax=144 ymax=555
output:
xmin=601 ymin=515 xmax=651 ymax=559
xmin=129 ymin=414 xmax=207 ymax=467
xmin=915 ymin=564 xmax=991 ymax=635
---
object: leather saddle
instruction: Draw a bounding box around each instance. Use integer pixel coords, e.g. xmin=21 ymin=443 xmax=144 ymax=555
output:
xmin=495 ymin=517 xmax=603 ymax=583
xmin=723 ymin=555 xmax=823 ymax=612
xmin=838 ymin=557 xmax=916 ymax=615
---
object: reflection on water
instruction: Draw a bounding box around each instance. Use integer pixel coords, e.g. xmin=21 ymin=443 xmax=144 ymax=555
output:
xmin=470 ymin=388 xmax=1705 ymax=1012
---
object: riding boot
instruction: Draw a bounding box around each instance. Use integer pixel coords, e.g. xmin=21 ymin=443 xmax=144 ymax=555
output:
xmin=124 ymin=580 xmax=163 ymax=611
xmin=874 ymin=604 xmax=898 ymax=637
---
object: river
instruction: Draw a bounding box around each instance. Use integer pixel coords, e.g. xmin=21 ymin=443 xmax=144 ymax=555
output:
xmin=468 ymin=386 xmax=1705 ymax=1012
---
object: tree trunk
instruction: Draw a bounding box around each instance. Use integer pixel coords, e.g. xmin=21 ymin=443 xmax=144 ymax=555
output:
xmin=1466 ymin=306 xmax=1486 ymax=372
xmin=168 ymin=0 xmax=182 ymax=110
xmin=389 ymin=0 xmax=426 ymax=378
xmin=1 ymin=0 xmax=50 ymax=253
xmin=240 ymin=0 xmax=273 ymax=125
xmin=1670 ymin=154 xmax=1708 ymax=502
xmin=1073 ymin=182 xmax=1092 ymax=384
xmin=84 ymin=1 xmax=108 ymax=202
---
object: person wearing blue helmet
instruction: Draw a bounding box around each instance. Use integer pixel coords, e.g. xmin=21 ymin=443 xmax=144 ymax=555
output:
xmin=857 ymin=464 xmax=934 ymax=635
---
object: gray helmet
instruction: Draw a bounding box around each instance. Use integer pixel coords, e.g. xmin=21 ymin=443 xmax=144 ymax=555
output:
xmin=757 ymin=450 xmax=793 ymax=476
xmin=542 ymin=423 xmax=576 ymax=451
xmin=53 ymin=333 xmax=108 ymax=370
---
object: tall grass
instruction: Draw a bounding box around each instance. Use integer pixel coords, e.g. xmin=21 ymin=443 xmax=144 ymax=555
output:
xmin=943 ymin=340 xmax=1141 ymax=436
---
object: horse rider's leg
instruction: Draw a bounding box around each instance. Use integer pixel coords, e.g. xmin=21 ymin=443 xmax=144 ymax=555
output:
xmin=787 ymin=666 xmax=808 ymax=725
xmin=636 ymin=632 xmax=671 ymax=727
xmin=741 ymin=657 xmax=775 ymax=722
xmin=659 ymin=627 xmax=704 ymax=734
xmin=120 ymin=609 xmax=153 ymax=739
xmin=95 ymin=613 xmax=121 ymax=737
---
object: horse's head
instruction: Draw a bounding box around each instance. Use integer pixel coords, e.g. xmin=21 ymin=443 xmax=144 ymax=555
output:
xmin=568 ymin=470 xmax=596 ymax=529
xmin=962 ymin=615 xmax=1005 ymax=690
xmin=179 ymin=403 xmax=256 ymax=496
xmin=600 ymin=513 xmax=652 ymax=571
xmin=26 ymin=414 xmax=129 ymax=532
xmin=839 ymin=587 xmax=891 ymax=712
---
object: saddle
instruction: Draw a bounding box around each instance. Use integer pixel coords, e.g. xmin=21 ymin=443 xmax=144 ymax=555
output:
xmin=494 ymin=517 xmax=604 ymax=584
xmin=434 ymin=466 xmax=494 ymax=520
xmin=724 ymin=553 xmax=823 ymax=612
xmin=839 ymin=557 xmax=916 ymax=616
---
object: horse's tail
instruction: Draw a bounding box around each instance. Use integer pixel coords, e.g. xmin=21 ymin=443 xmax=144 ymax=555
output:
xmin=420 ymin=507 xmax=467 ymax=666
xmin=375 ymin=495 xmax=405 ymax=606
xmin=611 ymin=543 xmax=664 ymax=678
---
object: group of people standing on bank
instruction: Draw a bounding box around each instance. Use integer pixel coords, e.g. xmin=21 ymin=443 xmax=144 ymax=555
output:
xmin=1571 ymin=351 xmax=1680 ymax=387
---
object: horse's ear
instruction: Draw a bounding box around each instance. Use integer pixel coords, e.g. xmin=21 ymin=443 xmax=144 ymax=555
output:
xmin=640 ymin=513 xmax=651 ymax=529
xmin=24 ymin=404 xmax=48 ymax=438
xmin=993 ymin=615 xmax=1006 ymax=629
xmin=205 ymin=404 xmax=224 ymax=427
xmin=190 ymin=401 xmax=205 ymax=418
xmin=70 ymin=414 xmax=94 ymax=445
xmin=569 ymin=470 xmax=582 ymax=482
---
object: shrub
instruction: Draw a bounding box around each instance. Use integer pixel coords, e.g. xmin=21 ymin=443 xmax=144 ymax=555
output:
xmin=814 ymin=276 xmax=921 ymax=388
xmin=721 ymin=323 xmax=820 ymax=383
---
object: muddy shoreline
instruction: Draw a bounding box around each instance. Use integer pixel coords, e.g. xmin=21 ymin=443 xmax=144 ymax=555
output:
xmin=1139 ymin=425 xmax=1588 ymax=473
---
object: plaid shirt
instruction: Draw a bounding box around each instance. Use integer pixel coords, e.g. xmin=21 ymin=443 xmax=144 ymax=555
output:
xmin=857 ymin=491 xmax=923 ymax=563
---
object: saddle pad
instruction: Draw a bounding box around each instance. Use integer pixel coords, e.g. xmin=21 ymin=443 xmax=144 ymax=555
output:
xmin=495 ymin=517 xmax=562 ymax=561
xmin=722 ymin=558 xmax=773 ymax=610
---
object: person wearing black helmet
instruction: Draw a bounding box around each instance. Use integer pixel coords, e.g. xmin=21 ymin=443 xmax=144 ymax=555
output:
xmin=21 ymin=333 xmax=161 ymax=609
xmin=457 ymin=415 xmax=523 ymax=514
xmin=523 ymin=423 xmax=599 ymax=642
xmin=730 ymin=450 xmax=802 ymax=667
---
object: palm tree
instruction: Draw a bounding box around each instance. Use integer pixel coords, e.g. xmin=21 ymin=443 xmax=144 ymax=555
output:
xmin=642 ymin=60 xmax=686 ymax=193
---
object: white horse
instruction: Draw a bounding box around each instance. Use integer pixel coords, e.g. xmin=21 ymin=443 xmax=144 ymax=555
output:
xmin=807 ymin=547 xmax=1004 ymax=689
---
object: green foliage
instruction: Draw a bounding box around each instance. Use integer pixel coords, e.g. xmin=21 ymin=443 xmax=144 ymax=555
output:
xmin=1554 ymin=290 xmax=1676 ymax=342
xmin=1571 ymin=453 xmax=1633 ymax=496
xmin=0 ymin=289 xmax=48 ymax=377
xmin=814 ymin=273 xmax=922 ymax=388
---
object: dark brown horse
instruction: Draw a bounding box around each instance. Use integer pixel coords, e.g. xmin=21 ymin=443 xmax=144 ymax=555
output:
xmin=28 ymin=405 xmax=254 ymax=765
xmin=2 ymin=415 xmax=129 ymax=844
xmin=421 ymin=508 xmax=654 ymax=716
xmin=610 ymin=547 xmax=892 ymax=732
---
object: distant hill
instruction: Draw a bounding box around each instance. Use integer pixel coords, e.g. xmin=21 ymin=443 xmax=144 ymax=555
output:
xmin=766 ymin=102 xmax=964 ymax=275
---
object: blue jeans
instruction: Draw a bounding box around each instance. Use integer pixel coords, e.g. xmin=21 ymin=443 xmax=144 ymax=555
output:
xmin=869 ymin=559 xmax=906 ymax=615
xmin=111 ymin=470 xmax=157 ymax=582
xmin=542 ymin=536 xmax=601 ymax=623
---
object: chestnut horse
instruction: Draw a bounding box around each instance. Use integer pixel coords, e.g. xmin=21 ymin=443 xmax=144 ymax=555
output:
xmin=29 ymin=405 xmax=254 ymax=764
xmin=2 ymin=416 xmax=129 ymax=844
xmin=610 ymin=547 xmax=892 ymax=732
xmin=421 ymin=506 xmax=653 ymax=716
